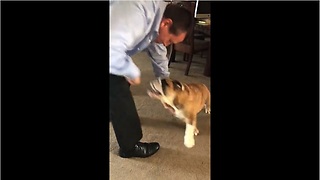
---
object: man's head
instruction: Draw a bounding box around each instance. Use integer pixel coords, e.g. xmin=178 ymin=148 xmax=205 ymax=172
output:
xmin=154 ymin=3 xmax=193 ymax=47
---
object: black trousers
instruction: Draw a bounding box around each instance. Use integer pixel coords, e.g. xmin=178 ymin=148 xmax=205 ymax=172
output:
xmin=109 ymin=74 xmax=143 ymax=151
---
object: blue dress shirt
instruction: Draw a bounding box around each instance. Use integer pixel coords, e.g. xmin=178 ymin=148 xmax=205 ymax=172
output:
xmin=110 ymin=0 xmax=170 ymax=80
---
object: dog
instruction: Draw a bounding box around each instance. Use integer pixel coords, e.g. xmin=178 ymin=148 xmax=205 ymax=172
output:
xmin=147 ymin=78 xmax=210 ymax=148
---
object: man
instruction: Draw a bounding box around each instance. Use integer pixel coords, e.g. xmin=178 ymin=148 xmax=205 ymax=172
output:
xmin=110 ymin=1 xmax=192 ymax=158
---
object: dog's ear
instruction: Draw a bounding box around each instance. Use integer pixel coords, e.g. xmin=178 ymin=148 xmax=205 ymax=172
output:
xmin=172 ymin=80 xmax=184 ymax=91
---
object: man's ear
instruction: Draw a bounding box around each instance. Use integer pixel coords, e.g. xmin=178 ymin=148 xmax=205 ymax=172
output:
xmin=161 ymin=18 xmax=173 ymax=27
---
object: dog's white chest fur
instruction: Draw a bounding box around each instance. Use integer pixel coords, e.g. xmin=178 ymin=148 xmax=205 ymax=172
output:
xmin=174 ymin=109 xmax=186 ymax=119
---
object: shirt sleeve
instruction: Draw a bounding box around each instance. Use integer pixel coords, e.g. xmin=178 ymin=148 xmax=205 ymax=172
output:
xmin=146 ymin=42 xmax=170 ymax=79
xmin=109 ymin=2 xmax=147 ymax=80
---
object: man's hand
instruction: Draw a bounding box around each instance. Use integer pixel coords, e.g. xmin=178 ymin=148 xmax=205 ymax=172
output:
xmin=126 ymin=77 xmax=141 ymax=85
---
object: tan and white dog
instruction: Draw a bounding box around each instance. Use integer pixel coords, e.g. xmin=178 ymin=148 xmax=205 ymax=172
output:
xmin=147 ymin=78 xmax=210 ymax=148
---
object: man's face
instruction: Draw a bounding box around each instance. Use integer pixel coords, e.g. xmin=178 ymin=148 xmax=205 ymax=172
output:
xmin=154 ymin=18 xmax=187 ymax=47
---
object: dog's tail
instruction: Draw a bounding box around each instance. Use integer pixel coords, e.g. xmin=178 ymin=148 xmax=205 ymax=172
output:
xmin=204 ymin=85 xmax=211 ymax=114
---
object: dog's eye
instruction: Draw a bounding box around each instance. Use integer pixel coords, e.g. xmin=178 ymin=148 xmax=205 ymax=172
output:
xmin=172 ymin=80 xmax=182 ymax=90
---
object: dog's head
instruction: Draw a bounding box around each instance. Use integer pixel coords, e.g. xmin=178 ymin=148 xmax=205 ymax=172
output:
xmin=147 ymin=78 xmax=185 ymax=100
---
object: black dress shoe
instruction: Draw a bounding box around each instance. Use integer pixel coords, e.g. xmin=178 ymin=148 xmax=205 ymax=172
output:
xmin=119 ymin=142 xmax=160 ymax=158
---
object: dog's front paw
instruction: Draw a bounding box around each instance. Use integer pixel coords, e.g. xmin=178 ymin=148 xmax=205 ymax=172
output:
xmin=184 ymin=136 xmax=195 ymax=148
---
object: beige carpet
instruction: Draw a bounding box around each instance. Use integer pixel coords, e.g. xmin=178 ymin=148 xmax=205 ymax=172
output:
xmin=110 ymin=51 xmax=211 ymax=180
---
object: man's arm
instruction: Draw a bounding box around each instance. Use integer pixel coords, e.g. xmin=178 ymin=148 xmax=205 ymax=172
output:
xmin=146 ymin=42 xmax=170 ymax=79
xmin=110 ymin=2 xmax=148 ymax=80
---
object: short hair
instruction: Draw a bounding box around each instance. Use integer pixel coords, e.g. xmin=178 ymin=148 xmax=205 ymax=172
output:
xmin=163 ymin=3 xmax=193 ymax=35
